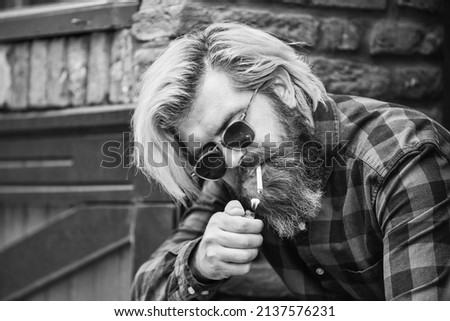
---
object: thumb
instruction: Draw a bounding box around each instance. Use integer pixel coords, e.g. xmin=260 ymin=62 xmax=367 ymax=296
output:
xmin=224 ymin=200 xmax=245 ymax=216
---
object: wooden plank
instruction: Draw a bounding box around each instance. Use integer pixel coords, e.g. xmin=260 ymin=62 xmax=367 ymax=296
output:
xmin=47 ymin=278 xmax=71 ymax=301
xmin=67 ymin=35 xmax=89 ymax=106
xmin=25 ymin=290 xmax=48 ymax=301
xmin=1 ymin=204 xmax=26 ymax=249
xmin=24 ymin=204 xmax=49 ymax=237
xmin=0 ymin=206 xmax=133 ymax=300
xmin=0 ymin=105 xmax=132 ymax=134
xmin=6 ymin=42 xmax=30 ymax=110
xmin=93 ymin=249 xmax=120 ymax=300
xmin=0 ymin=1 xmax=139 ymax=42
xmin=69 ymin=264 xmax=95 ymax=301
xmin=0 ymin=184 xmax=136 ymax=203
xmin=0 ymin=203 xmax=6 ymax=248
xmin=87 ymin=32 xmax=111 ymax=105
xmin=29 ymin=39 xmax=49 ymax=108
xmin=118 ymin=245 xmax=132 ymax=301
xmin=0 ymin=133 xmax=132 ymax=184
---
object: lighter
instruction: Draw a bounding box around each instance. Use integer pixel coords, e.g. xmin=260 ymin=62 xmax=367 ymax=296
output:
xmin=244 ymin=165 xmax=263 ymax=219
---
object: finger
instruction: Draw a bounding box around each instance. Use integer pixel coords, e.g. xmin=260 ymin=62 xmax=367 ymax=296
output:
xmin=224 ymin=200 xmax=245 ymax=217
xmin=215 ymin=262 xmax=253 ymax=279
xmin=218 ymin=230 xmax=263 ymax=249
xmin=223 ymin=215 xmax=264 ymax=234
xmin=218 ymin=247 xmax=259 ymax=264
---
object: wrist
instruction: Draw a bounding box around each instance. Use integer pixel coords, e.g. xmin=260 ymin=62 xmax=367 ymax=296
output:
xmin=188 ymin=243 xmax=214 ymax=284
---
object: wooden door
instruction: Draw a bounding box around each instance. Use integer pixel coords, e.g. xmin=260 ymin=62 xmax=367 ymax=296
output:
xmin=0 ymin=105 xmax=177 ymax=300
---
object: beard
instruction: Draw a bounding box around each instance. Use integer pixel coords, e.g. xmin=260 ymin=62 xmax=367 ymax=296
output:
xmin=232 ymin=102 xmax=323 ymax=240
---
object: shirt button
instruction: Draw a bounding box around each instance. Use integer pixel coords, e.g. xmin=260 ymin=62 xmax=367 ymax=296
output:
xmin=315 ymin=267 xmax=325 ymax=276
xmin=200 ymin=290 xmax=209 ymax=296
xmin=187 ymin=286 xmax=195 ymax=295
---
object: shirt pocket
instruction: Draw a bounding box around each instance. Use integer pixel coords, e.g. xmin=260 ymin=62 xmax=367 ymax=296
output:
xmin=339 ymin=259 xmax=385 ymax=300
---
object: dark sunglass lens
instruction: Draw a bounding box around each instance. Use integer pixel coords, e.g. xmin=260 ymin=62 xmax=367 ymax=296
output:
xmin=223 ymin=121 xmax=255 ymax=149
xmin=195 ymin=150 xmax=226 ymax=179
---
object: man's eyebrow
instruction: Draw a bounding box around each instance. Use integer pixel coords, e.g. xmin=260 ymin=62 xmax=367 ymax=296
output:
xmin=213 ymin=107 xmax=245 ymax=137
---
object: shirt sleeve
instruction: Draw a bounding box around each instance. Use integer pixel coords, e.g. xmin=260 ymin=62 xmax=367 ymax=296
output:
xmin=131 ymin=180 xmax=232 ymax=301
xmin=375 ymin=143 xmax=450 ymax=300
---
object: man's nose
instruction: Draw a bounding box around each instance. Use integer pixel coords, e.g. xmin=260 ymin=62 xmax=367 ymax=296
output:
xmin=222 ymin=147 xmax=245 ymax=168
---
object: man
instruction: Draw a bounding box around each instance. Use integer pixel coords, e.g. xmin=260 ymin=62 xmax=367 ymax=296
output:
xmin=131 ymin=22 xmax=450 ymax=300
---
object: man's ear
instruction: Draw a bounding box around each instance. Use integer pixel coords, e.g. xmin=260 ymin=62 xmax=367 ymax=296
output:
xmin=270 ymin=67 xmax=296 ymax=109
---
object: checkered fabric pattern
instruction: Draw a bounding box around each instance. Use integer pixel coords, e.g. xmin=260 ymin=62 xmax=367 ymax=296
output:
xmin=131 ymin=95 xmax=450 ymax=300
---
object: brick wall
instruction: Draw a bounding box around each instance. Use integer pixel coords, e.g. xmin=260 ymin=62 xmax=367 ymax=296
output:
xmin=0 ymin=0 xmax=445 ymax=122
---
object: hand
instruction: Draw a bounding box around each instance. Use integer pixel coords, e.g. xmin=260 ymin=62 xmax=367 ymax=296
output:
xmin=189 ymin=200 xmax=264 ymax=282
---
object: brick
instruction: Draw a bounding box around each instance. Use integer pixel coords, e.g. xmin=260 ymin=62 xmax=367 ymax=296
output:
xmin=7 ymin=42 xmax=30 ymax=110
xmin=47 ymin=38 xmax=69 ymax=107
xmin=0 ymin=45 xmax=11 ymax=108
xmin=312 ymin=57 xmax=391 ymax=98
xmin=67 ymin=36 xmax=88 ymax=106
xmin=29 ymin=40 xmax=48 ymax=108
xmin=212 ymin=9 xmax=320 ymax=46
xmin=311 ymin=0 xmax=387 ymax=10
xmin=140 ymin=0 xmax=183 ymax=11
xmin=418 ymin=26 xmax=443 ymax=55
xmin=319 ymin=18 xmax=359 ymax=51
xmin=132 ymin=3 xmax=212 ymax=42
xmin=397 ymin=0 xmax=441 ymax=12
xmin=391 ymin=65 xmax=442 ymax=100
xmin=109 ymin=29 xmax=134 ymax=104
xmin=133 ymin=3 xmax=319 ymax=45
xmin=370 ymin=21 xmax=423 ymax=55
xmin=87 ymin=32 xmax=111 ymax=105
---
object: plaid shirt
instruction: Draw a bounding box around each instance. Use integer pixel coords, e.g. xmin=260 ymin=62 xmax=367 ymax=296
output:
xmin=132 ymin=95 xmax=450 ymax=301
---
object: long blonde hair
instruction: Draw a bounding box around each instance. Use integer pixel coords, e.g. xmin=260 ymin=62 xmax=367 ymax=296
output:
xmin=132 ymin=22 xmax=326 ymax=204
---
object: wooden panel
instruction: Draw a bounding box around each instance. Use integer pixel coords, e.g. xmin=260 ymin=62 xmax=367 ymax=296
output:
xmin=0 ymin=204 xmax=26 ymax=249
xmin=0 ymin=206 xmax=133 ymax=300
xmin=68 ymin=262 xmax=95 ymax=301
xmin=0 ymin=1 xmax=139 ymax=42
xmin=47 ymin=278 xmax=71 ymax=301
xmin=93 ymin=246 xmax=120 ymax=300
xmin=0 ymin=203 xmax=69 ymax=250
xmin=0 ymin=105 xmax=132 ymax=134
xmin=0 ymin=105 xmax=171 ymax=204
xmin=118 ymin=245 xmax=133 ymax=300
xmin=0 ymin=134 xmax=128 ymax=184
xmin=25 ymin=245 xmax=133 ymax=301
xmin=132 ymin=204 xmax=177 ymax=275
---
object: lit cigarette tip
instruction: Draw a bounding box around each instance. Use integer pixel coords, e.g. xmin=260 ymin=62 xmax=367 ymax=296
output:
xmin=250 ymin=198 xmax=260 ymax=211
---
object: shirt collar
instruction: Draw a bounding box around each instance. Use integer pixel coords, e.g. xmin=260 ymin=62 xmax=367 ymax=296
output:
xmin=312 ymin=95 xmax=340 ymax=189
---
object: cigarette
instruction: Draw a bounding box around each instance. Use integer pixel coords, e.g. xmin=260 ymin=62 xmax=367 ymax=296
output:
xmin=256 ymin=165 xmax=263 ymax=195
xmin=248 ymin=165 xmax=263 ymax=214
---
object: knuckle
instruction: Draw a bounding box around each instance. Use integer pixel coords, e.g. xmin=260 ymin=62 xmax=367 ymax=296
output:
xmin=239 ymin=220 xmax=250 ymax=231
xmin=205 ymin=249 xmax=217 ymax=261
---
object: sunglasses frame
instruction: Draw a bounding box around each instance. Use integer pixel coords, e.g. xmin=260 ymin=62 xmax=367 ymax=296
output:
xmin=191 ymin=84 xmax=262 ymax=181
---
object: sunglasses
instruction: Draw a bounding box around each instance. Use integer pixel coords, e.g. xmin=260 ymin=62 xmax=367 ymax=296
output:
xmin=190 ymin=85 xmax=262 ymax=181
